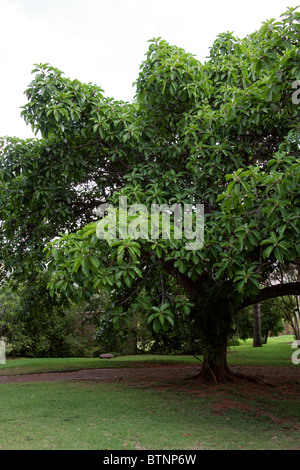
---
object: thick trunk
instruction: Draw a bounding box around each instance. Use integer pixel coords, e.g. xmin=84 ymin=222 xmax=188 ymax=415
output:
xmin=195 ymin=337 xmax=262 ymax=384
xmin=189 ymin=291 xmax=234 ymax=383
xmin=199 ymin=340 xmax=231 ymax=383
xmin=189 ymin=292 xmax=262 ymax=384
xmin=253 ymin=303 xmax=262 ymax=347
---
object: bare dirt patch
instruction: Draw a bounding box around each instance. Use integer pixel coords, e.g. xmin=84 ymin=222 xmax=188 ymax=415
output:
xmin=0 ymin=363 xmax=299 ymax=387
xmin=212 ymin=399 xmax=252 ymax=413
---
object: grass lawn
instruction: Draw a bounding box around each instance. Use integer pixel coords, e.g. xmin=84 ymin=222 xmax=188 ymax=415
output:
xmin=0 ymin=335 xmax=297 ymax=376
xmin=0 ymin=335 xmax=299 ymax=450
xmin=0 ymin=379 xmax=299 ymax=450
xmin=227 ymin=335 xmax=298 ymax=367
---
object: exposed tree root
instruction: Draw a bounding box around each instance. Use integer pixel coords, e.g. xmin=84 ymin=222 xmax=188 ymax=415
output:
xmin=185 ymin=365 xmax=269 ymax=386
xmin=187 ymin=354 xmax=272 ymax=385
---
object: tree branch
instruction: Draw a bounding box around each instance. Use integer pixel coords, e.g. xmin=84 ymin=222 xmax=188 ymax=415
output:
xmin=162 ymin=259 xmax=215 ymax=298
xmin=240 ymin=282 xmax=300 ymax=310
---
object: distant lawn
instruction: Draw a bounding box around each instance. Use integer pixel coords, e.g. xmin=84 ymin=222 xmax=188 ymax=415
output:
xmin=0 ymin=335 xmax=297 ymax=376
xmin=227 ymin=335 xmax=298 ymax=367
xmin=0 ymin=354 xmax=197 ymax=376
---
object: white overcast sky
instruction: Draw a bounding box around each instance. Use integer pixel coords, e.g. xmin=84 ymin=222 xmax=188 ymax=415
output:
xmin=0 ymin=0 xmax=299 ymax=139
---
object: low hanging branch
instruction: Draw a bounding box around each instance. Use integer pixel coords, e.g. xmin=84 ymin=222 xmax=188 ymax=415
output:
xmin=240 ymin=282 xmax=300 ymax=310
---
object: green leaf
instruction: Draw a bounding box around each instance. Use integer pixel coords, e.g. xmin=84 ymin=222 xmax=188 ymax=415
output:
xmin=153 ymin=318 xmax=160 ymax=333
xmin=262 ymin=245 xmax=273 ymax=259
xmin=89 ymin=255 xmax=100 ymax=270
xmin=117 ymin=245 xmax=125 ymax=264
xmin=72 ymin=257 xmax=82 ymax=273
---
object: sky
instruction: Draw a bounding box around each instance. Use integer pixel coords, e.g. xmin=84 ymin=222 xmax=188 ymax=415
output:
xmin=0 ymin=0 xmax=299 ymax=139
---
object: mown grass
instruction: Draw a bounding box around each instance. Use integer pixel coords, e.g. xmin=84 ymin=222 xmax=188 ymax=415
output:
xmin=0 ymin=335 xmax=297 ymax=376
xmin=0 ymin=380 xmax=299 ymax=450
xmin=0 ymin=335 xmax=299 ymax=450
xmin=227 ymin=335 xmax=298 ymax=367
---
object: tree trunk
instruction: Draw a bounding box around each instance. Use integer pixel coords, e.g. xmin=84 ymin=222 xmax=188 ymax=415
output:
xmin=163 ymin=264 xmax=264 ymax=383
xmin=198 ymin=339 xmax=231 ymax=383
xmin=253 ymin=303 xmax=262 ymax=347
xmin=189 ymin=293 xmax=236 ymax=383
xmin=189 ymin=295 xmax=263 ymax=384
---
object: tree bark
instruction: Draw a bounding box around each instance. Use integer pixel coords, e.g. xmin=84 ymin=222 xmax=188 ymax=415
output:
xmin=197 ymin=340 xmax=231 ymax=383
xmin=253 ymin=303 xmax=262 ymax=347
xmin=188 ymin=290 xmax=237 ymax=383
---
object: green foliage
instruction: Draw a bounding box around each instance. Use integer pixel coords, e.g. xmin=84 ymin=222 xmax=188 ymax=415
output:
xmin=1 ymin=7 xmax=300 ymax=369
xmin=147 ymin=311 xmax=200 ymax=355
xmin=260 ymin=301 xmax=285 ymax=342
xmin=0 ymin=273 xmax=95 ymax=357
xmin=94 ymin=308 xmax=132 ymax=354
xmin=235 ymin=299 xmax=285 ymax=342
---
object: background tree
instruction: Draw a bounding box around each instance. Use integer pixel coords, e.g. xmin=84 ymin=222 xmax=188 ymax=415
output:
xmin=271 ymin=265 xmax=300 ymax=340
xmin=1 ymin=7 xmax=300 ymax=382
xmin=253 ymin=304 xmax=262 ymax=347
xmin=260 ymin=300 xmax=285 ymax=344
xmin=277 ymin=296 xmax=300 ymax=340
xmin=236 ymin=300 xmax=284 ymax=344
xmin=0 ymin=272 xmax=99 ymax=357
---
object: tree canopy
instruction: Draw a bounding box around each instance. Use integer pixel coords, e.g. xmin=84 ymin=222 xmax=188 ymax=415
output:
xmin=1 ymin=7 xmax=300 ymax=381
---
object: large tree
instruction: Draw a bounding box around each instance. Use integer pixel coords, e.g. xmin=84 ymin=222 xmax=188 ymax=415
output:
xmin=1 ymin=7 xmax=300 ymax=382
